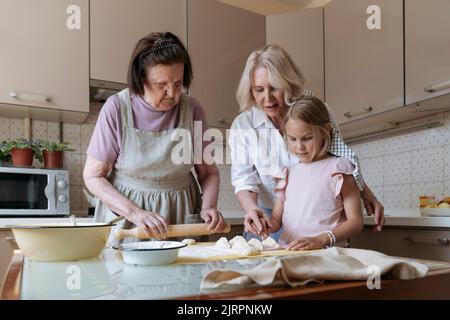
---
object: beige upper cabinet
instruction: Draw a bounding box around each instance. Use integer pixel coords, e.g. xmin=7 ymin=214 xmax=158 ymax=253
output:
xmin=324 ymin=0 xmax=403 ymax=125
xmin=0 ymin=0 xmax=89 ymax=113
xmin=405 ymin=0 xmax=450 ymax=106
xmin=90 ymin=0 xmax=187 ymax=84
xmin=188 ymin=0 xmax=266 ymax=129
xmin=267 ymin=8 xmax=324 ymax=100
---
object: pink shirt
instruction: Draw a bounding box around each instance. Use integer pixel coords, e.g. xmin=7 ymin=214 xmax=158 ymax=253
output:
xmin=276 ymin=156 xmax=355 ymax=245
xmin=87 ymin=93 xmax=208 ymax=168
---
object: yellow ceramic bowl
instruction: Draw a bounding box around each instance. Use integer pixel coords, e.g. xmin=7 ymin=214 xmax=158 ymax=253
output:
xmin=10 ymin=222 xmax=113 ymax=262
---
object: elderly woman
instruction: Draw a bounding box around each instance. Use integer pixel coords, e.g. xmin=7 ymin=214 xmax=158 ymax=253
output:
xmin=83 ymin=32 xmax=227 ymax=244
xmin=229 ymin=44 xmax=384 ymax=240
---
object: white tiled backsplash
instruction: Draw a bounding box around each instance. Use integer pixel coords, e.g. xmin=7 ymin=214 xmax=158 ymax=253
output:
xmin=0 ymin=103 xmax=102 ymax=215
xmin=3 ymin=105 xmax=449 ymax=214
xmin=350 ymin=111 xmax=450 ymax=210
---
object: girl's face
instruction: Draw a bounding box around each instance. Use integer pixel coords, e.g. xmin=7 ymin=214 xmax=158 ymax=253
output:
xmin=251 ymin=66 xmax=287 ymax=121
xmin=285 ymin=118 xmax=324 ymax=163
xmin=143 ymin=63 xmax=184 ymax=111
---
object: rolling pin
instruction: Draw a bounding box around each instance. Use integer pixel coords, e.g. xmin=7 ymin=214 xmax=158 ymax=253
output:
xmin=115 ymin=223 xmax=231 ymax=240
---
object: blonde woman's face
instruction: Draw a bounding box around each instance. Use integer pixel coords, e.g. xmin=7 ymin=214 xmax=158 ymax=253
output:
xmin=285 ymin=118 xmax=323 ymax=163
xmin=143 ymin=63 xmax=184 ymax=111
xmin=251 ymin=67 xmax=286 ymax=120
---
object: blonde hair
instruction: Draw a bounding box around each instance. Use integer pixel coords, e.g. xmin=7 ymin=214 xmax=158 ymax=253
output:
xmin=236 ymin=44 xmax=306 ymax=112
xmin=284 ymin=96 xmax=332 ymax=160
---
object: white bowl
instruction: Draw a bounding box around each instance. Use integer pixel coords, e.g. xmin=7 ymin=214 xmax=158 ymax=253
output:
xmin=114 ymin=241 xmax=187 ymax=266
xmin=421 ymin=207 xmax=450 ymax=217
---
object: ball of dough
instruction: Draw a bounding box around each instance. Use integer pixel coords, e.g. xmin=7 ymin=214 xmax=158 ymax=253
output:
xmin=214 ymin=237 xmax=231 ymax=249
xmin=231 ymin=238 xmax=251 ymax=250
xmin=229 ymin=235 xmax=246 ymax=246
xmin=248 ymin=238 xmax=264 ymax=250
xmin=261 ymin=236 xmax=280 ymax=249
xmin=182 ymin=238 xmax=196 ymax=246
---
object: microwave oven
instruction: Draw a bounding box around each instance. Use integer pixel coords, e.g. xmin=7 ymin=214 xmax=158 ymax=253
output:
xmin=0 ymin=166 xmax=70 ymax=216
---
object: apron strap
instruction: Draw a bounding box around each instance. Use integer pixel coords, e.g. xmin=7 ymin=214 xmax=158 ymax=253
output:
xmin=178 ymin=93 xmax=193 ymax=131
xmin=117 ymin=88 xmax=135 ymax=129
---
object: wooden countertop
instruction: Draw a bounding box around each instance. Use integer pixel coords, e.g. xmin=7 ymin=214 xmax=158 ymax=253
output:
xmin=3 ymin=250 xmax=450 ymax=300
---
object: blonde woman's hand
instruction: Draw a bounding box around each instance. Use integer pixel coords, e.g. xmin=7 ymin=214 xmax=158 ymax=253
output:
xmin=244 ymin=208 xmax=271 ymax=237
xmin=201 ymin=208 xmax=228 ymax=232
xmin=127 ymin=209 xmax=168 ymax=240
xmin=286 ymin=235 xmax=328 ymax=251
xmin=362 ymin=192 xmax=385 ymax=232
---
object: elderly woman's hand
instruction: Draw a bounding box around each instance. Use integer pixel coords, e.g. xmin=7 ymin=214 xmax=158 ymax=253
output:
xmin=127 ymin=209 xmax=169 ymax=239
xmin=201 ymin=208 xmax=228 ymax=232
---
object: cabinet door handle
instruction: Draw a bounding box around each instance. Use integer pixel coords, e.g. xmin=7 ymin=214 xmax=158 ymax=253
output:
xmin=10 ymin=90 xmax=52 ymax=103
xmin=344 ymin=105 xmax=373 ymax=119
xmin=404 ymin=236 xmax=449 ymax=245
xmin=424 ymin=80 xmax=450 ymax=93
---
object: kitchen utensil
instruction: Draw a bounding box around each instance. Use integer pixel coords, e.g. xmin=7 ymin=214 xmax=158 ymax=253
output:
xmin=114 ymin=241 xmax=187 ymax=265
xmin=115 ymin=223 xmax=231 ymax=240
xmin=8 ymin=219 xmax=120 ymax=262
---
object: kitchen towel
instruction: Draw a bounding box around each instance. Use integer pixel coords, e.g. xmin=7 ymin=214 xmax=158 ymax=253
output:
xmin=200 ymin=247 xmax=429 ymax=289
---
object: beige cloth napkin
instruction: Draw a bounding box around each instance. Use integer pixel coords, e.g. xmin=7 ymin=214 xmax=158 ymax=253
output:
xmin=200 ymin=247 xmax=429 ymax=289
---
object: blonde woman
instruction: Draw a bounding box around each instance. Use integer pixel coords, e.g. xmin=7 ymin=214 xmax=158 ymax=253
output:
xmin=251 ymin=96 xmax=363 ymax=250
xmin=229 ymin=44 xmax=384 ymax=241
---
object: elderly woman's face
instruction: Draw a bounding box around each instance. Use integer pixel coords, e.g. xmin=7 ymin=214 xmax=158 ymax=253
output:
xmin=251 ymin=66 xmax=286 ymax=119
xmin=143 ymin=63 xmax=184 ymax=111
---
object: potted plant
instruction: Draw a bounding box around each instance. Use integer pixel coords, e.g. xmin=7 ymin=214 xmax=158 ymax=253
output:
xmin=0 ymin=140 xmax=12 ymax=166
xmin=1 ymin=138 xmax=41 ymax=167
xmin=37 ymin=140 xmax=74 ymax=169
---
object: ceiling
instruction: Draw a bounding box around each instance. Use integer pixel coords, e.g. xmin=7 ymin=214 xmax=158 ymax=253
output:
xmin=216 ymin=0 xmax=332 ymax=15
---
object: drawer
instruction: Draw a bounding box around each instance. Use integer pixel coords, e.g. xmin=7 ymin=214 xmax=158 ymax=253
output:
xmin=350 ymin=227 xmax=450 ymax=262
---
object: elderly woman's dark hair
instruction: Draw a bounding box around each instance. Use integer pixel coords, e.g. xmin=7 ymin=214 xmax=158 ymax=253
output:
xmin=127 ymin=32 xmax=193 ymax=96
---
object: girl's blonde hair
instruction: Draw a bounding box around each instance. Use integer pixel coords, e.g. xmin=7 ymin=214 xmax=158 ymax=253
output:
xmin=284 ymin=96 xmax=332 ymax=160
xmin=236 ymin=44 xmax=306 ymax=112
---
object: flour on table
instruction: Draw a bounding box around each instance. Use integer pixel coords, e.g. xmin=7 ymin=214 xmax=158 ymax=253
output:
xmin=182 ymin=238 xmax=196 ymax=246
xmin=261 ymin=236 xmax=280 ymax=249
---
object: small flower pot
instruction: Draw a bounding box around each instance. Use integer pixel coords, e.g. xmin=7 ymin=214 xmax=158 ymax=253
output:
xmin=11 ymin=148 xmax=34 ymax=167
xmin=43 ymin=150 xmax=64 ymax=169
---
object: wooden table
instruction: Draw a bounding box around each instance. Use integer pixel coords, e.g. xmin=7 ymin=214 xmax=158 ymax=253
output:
xmin=3 ymin=250 xmax=450 ymax=300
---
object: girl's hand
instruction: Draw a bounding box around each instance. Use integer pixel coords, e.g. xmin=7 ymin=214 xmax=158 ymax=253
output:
xmin=286 ymin=234 xmax=329 ymax=251
xmin=127 ymin=209 xmax=168 ymax=240
xmin=244 ymin=208 xmax=271 ymax=237
xmin=201 ymin=208 xmax=228 ymax=232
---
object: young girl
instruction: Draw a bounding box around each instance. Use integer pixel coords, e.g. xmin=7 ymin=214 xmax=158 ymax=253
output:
xmin=246 ymin=96 xmax=364 ymax=250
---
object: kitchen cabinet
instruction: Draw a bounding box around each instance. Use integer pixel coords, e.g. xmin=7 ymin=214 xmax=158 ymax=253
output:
xmin=90 ymin=0 xmax=187 ymax=84
xmin=188 ymin=0 xmax=266 ymax=128
xmin=0 ymin=230 xmax=17 ymax=292
xmin=266 ymin=7 xmax=324 ymax=100
xmin=0 ymin=0 xmax=89 ymax=113
xmin=324 ymin=0 xmax=403 ymax=125
xmin=350 ymin=226 xmax=450 ymax=262
xmin=405 ymin=0 xmax=450 ymax=105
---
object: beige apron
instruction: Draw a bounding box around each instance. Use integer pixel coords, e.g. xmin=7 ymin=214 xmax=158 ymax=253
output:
xmin=94 ymin=89 xmax=202 ymax=245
